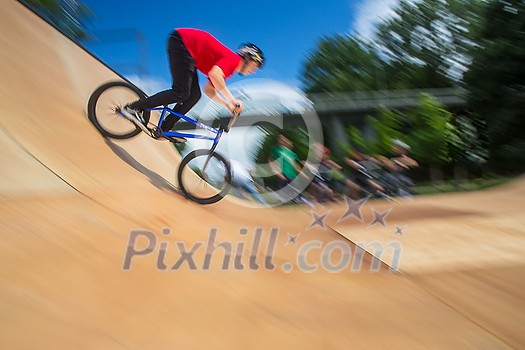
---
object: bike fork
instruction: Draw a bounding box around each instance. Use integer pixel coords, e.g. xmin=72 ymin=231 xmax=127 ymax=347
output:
xmin=202 ymin=151 xmax=216 ymax=173
xmin=202 ymin=140 xmax=220 ymax=172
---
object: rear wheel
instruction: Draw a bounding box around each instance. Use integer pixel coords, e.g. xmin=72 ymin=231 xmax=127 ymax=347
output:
xmin=87 ymin=81 xmax=150 ymax=139
xmin=177 ymin=150 xmax=232 ymax=204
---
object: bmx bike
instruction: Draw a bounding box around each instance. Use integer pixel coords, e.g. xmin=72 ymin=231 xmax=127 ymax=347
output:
xmin=87 ymin=80 xmax=237 ymax=205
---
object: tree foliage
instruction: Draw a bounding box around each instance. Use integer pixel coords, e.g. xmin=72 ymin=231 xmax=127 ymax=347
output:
xmin=301 ymin=0 xmax=486 ymax=93
xmin=376 ymin=0 xmax=485 ymax=88
xmin=348 ymin=94 xmax=456 ymax=167
xmin=348 ymin=108 xmax=404 ymax=155
xmin=407 ymin=93 xmax=455 ymax=166
xmin=25 ymin=0 xmax=93 ymax=41
xmin=464 ymin=0 xmax=525 ymax=169
xmin=448 ymin=114 xmax=488 ymax=167
xmin=301 ymin=35 xmax=384 ymax=93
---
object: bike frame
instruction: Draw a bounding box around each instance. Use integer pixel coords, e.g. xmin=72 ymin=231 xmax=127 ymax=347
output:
xmin=148 ymin=106 xmax=224 ymax=151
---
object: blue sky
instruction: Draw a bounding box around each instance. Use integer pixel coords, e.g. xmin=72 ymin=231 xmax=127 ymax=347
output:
xmin=82 ymin=0 xmax=399 ymax=90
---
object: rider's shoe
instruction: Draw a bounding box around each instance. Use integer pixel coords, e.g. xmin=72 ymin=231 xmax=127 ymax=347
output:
xmin=123 ymin=105 xmax=146 ymax=125
xmin=158 ymin=122 xmax=186 ymax=143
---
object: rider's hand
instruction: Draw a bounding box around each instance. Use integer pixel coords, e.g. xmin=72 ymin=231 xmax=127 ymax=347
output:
xmin=228 ymin=100 xmax=244 ymax=116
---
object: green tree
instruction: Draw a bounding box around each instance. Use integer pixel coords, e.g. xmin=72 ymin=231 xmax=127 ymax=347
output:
xmin=375 ymin=0 xmax=485 ymax=89
xmin=407 ymin=93 xmax=456 ymax=181
xmin=25 ymin=0 xmax=93 ymax=41
xmin=301 ymin=34 xmax=385 ymax=93
xmin=464 ymin=0 xmax=525 ymax=170
xmin=348 ymin=93 xmax=457 ymax=182
xmin=348 ymin=108 xmax=404 ymax=155
xmin=448 ymin=114 xmax=489 ymax=183
xmin=300 ymin=0 xmax=487 ymax=93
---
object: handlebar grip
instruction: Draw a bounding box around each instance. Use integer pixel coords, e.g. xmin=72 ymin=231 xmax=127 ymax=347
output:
xmin=222 ymin=103 xmax=241 ymax=132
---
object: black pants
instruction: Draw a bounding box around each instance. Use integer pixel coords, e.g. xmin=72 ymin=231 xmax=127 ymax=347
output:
xmin=129 ymin=30 xmax=201 ymax=131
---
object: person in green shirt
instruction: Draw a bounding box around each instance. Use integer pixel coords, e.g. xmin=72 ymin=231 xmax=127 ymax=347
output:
xmin=269 ymin=134 xmax=302 ymax=189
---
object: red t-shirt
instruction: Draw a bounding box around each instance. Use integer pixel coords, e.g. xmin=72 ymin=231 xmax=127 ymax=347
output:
xmin=176 ymin=28 xmax=241 ymax=79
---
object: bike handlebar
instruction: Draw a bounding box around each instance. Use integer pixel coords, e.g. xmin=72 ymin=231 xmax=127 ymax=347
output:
xmin=225 ymin=104 xmax=241 ymax=132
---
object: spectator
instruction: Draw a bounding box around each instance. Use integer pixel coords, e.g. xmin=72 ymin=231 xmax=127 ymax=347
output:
xmin=390 ymin=139 xmax=418 ymax=196
xmin=269 ymin=134 xmax=302 ymax=190
xmin=344 ymin=151 xmax=385 ymax=198
xmin=268 ymin=134 xmax=312 ymax=206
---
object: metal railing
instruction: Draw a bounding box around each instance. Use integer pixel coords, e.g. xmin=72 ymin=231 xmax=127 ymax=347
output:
xmin=308 ymin=88 xmax=467 ymax=113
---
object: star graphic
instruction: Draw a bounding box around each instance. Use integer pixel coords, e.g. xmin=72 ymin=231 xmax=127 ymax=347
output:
xmin=285 ymin=232 xmax=301 ymax=246
xmin=394 ymin=225 xmax=407 ymax=236
xmin=308 ymin=210 xmax=330 ymax=230
xmin=338 ymin=196 xmax=369 ymax=223
xmin=368 ymin=208 xmax=392 ymax=227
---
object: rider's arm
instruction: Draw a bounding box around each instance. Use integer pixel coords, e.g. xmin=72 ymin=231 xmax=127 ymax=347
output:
xmin=392 ymin=155 xmax=418 ymax=168
xmin=324 ymin=159 xmax=343 ymax=171
xmin=203 ymin=82 xmax=229 ymax=108
xmin=203 ymin=82 xmax=241 ymax=130
xmin=207 ymin=65 xmax=242 ymax=111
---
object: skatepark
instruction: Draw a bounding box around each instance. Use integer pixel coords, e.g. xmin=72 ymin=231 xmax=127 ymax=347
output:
xmin=1 ymin=1 xmax=524 ymax=348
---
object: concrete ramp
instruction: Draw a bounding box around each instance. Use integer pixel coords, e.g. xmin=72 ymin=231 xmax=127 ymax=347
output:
xmin=1 ymin=1 xmax=524 ymax=348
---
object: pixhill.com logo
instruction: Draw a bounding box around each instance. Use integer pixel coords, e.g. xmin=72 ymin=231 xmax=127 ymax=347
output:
xmin=122 ymin=197 xmax=405 ymax=273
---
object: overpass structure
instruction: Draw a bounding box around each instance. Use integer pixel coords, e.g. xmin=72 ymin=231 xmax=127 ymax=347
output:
xmin=309 ymin=88 xmax=467 ymax=114
xmin=1 ymin=1 xmax=524 ymax=349
xmin=309 ymin=88 xmax=467 ymax=150
xmin=191 ymin=88 xmax=467 ymax=153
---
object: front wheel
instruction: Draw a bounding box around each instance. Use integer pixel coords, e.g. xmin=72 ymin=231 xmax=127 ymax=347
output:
xmin=177 ymin=150 xmax=232 ymax=204
xmin=87 ymin=81 xmax=150 ymax=139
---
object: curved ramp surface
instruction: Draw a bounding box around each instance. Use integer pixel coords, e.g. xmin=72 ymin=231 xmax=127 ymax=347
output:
xmin=1 ymin=1 xmax=524 ymax=349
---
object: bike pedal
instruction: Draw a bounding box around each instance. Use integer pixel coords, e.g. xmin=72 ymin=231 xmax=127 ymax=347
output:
xmin=168 ymin=137 xmax=187 ymax=143
xmin=163 ymin=135 xmax=187 ymax=143
xmin=150 ymin=127 xmax=163 ymax=139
